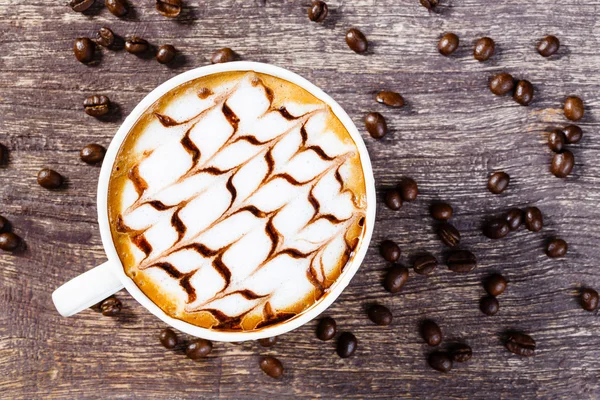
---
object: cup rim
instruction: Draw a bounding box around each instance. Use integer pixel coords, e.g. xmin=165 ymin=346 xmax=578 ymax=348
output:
xmin=97 ymin=61 xmax=376 ymax=341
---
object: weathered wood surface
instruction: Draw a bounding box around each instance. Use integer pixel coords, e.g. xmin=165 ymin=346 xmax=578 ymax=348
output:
xmin=1 ymin=0 xmax=599 ymax=398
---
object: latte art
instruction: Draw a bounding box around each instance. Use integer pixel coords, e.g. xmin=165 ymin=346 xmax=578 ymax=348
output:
xmin=108 ymin=71 xmax=367 ymax=331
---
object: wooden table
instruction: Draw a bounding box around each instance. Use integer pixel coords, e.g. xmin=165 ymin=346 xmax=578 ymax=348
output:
xmin=1 ymin=0 xmax=599 ymax=398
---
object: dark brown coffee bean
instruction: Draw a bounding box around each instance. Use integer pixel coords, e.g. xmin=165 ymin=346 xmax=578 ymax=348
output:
xmin=367 ymin=304 xmax=392 ymax=326
xmin=430 ymin=202 xmax=453 ymax=221
xmin=186 ymin=339 xmax=213 ymax=359
xmin=384 ymin=265 xmax=409 ymax=293
xmin=156 ymin=44 xmax=176 ymax=64
xmin=258 ymin=336 xmax=277 ymax=347
xmin=537 ymin=35 xmax=559 ymax=57
xmin=316 ymin=317 xmax=336 ymax=340
xmin=487 ymin=171 xmax=509 ymax=194
xmin=380 ymin=240 xmax=401 ymax=262
xmin=484 ymin=273 xmax=507 ymax=296
xmin=156 ymin=0 xmax=181 ymax=17
xmin=384 ymin=189 xmax=402 ymax=210
xmin=83 ymin=95 xmax=110 ymax=117
xmin=505 ymin=208 xmax=524 ymax=231
xmin=581 ymin=288 xmax=599 ymax=312
xmin=524 ymin=207 xmax=543 ymax=232
xmin=159 ymin=328 xmax=178 ymax=349
xmin=438 ymin=33 xmax=459 ymax=56
xmin=211 ymin=48 xmax=237 ymax=64
xmin=419 ymin=0 xmax=439 ymax=10
xmin=438 ymin=223 xmax=460 ymax=247
xmin=0 ymin=232 xmax=20 ymax=251
xmin=106 ymin=0 xmax=128 ymax=17
xmin=0 ymin=216 xmax=7 ymax=233
xmin=100 ymin=296 xmax=122 ymax=316
xmin=125 ymin=37 xmax=149 ymax=54
xmin=0 ymin=144 xmax=6 ymax=165
xmin=428 ymin=352 xmax=452 ymax=373
xmin=95 ymin=27 xmax=115 ymax=48
xmin=346 ymin=28 xmax=368 ymax=54
xmin=480 ymin=296 xmax=499 ymax=315
xmin=376 ymin=91 xmax=405 ymax=108
xmin=513 ymin=80 xmax=534 ymax=106
xmin=421 ymin=320 xmax=442 ymax=346
xmin=451 ymin=344 xmax=472 ymax=363
xmin=546 ymin=238 xmax=567 ymax=258
xmin=80 ymin=144 xmax=106 ymax=164
xmin=547 ymin=129 xmax=566 ymax=153
xmin=564 ymin=96 xmax=584 ymax=121
xmin=446 ymin=250 xmax=477 ymax=273
xmin=489 ymin=73 xmax=514 ymax=96
xmin=562 ymin=125 xmax=583 ymax=144
xmin=484 ymin=219 xmax=510 ymax=239
xmin=69 ymin=0 xmax=95 ymax=12
xmin=365 ymin=112 xmax=387 ymax=139
xmin=73 ymin=38 xmax=95 ymax=63
xmin=474 ymin=37 xmax=495 ymax=61
xmin=413 ymin=254 xmax=437 ymax=275
xmin=337 ymin=332 xmax=357 ymax=358
xmin=505 ymin=333 xmax=535 ymax=357
xmin=399 ymin=178 xmax=418 ymax=201
xmin=308 ymin=0 xmax=328 ymax=22
xmin=259 ymin=356 xmax=283 ymax=379
xmin=37 ymin=168 xmax=63 ymax=189
xmin=551 ymin=150 xmax=574 ymax=178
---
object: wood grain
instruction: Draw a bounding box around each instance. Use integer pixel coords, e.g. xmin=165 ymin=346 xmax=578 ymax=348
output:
xmin=1 ymin=0 xmax=599 ymax=398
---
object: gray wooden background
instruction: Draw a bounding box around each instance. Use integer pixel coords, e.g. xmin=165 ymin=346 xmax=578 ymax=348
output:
xmin=1 ymin=0 xmax=599 ymax=398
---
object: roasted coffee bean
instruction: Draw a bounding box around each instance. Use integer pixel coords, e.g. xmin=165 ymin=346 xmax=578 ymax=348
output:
xmin=346 ymin=28 xmax=368 ymax=54
xmin=0 ymin=232 xmax=20 ymax=251
xmin=546 ymin=238 xmax=568 ymax=258
xmin=37 ymin=168 xmax=63 ymax=189
xmin=259 ymin=356 xmax=283 ymax=379
xmin=505 ymin=208 xmax=524 ymax=231
xmin=368 ymin=304 xmax=393 ymax=326
xmin=0 ymin=144 xmax=5 ymax=164
xmin=376 ymin=91 xmax=405 ymax=108
xmin=83 ymin=95 xmax=110 ymax=117
xmin=156 ymin=0 xmax=181 ymax=17
xmin=524 ymin=207 xmax=543 ymax=232
xmin=564 ymin=96 xmax=584 ymax=121
xmin=451 ymin=344 xmax=472 ymax=363
xmin=106 ymin=0 xmax=128 ymax=17
xmin=316 ymin=317 xmax=336 ymax=340
xmin=308 ymin=0 xmax=328 ymax=22
xmin=380 ymin=240 xmax=401 ymax=262
xmin=159 ymin=328 xmax=178 ymax=349
xmin=365 ymin=112 xmax=387 ymax=139
xmin=186 ymin=339 xmax=213 ymax=359
xmin=95 ymin=27 xmax=115 ymax=48
xmin=211 ymin=48 xmax=237 ymax=64
xmin=80 ymin=144 xmax=106 ymax=164
xmin=438 ymin=223 xmax=460 ymax=247
xmin=428 ymin=352 xmax=452 ymax=373
xmin=421 ymin=320 xmax=442 ymax=346
xmin=419 ymin=0 xmax=439 ymax=10
xmin=399 ymin=178 xmax=418 ymax=201
xmin=551 ymin=150 xmax=574 ymax=178
xmin=384 ymin=189 xmax=402 ymax=210
xmin=505 ymin=333 xmax=535 ymax=357
xmin=69 ymin=0 xmax=95 ymax=12
xmin=438 ymin=32 xmax=459 ymax=56
xmin=484 ymin=219 xmax=510 ymax=239
xmin=489 ymin=73 xmax=514 ymax=96
xmin=484 ymin=273 xmax=507 ymax=296
xmin=0 ymin=216 xmax=7 ymax=233
xmin=513 ymin=80 xmax=534 ymax=106
xmin=581 ymin=288 xmax=599 ymax=312
xmin=156 ymin=44 xmax=176 ymax=64
xmin=562 ymin=125 xmax=583 ymax=144
xmin=384 ymin=265 xmax=409 ymax=293
xmin=548 ymin=129 xmax=566 ymax=153
xmin=73 ymin=38 xmax=95 ymax=63
xmin=537 ymin=35 xmax=560 ymax=57
xmin=337 ymin=332 xmax=357 ymax=358
xmin=480 ymin=296 xmax=499 ymax=316
xmin=258 ymin=336 xmax=278 ymax=347
xmin=125 ymin=37 xmax=149 ymax=54
xmin=413 ymin=254 xmax=437 ymax=275
xmin=446 ymin=250 xmax=477 ymax=273
xmin=487 ymin=171 xmax=510 ymax=194
xmin=100 ymin=296 xmax=122 ymax=316
xmin=474 ymin=37 xmax=495 ymax=61
xmin=430 ymin=202 xmax=453 ymax=221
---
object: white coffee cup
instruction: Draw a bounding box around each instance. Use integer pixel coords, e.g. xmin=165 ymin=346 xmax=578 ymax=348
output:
xmin=52 ymin=61 xmax=376 ymax=342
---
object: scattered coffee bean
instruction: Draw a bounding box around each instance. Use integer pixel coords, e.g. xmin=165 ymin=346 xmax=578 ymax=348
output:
xmin=100 ymin=296 xmax=122 ymax=316
xmin=337 ymin=332 xmax=357 ymax=358
xmin=0 ymin=216 xmax=7 ymax=233
xmin=37 ymin=168 xmax=63 ymax=189
xmin=564 ymin=96 xmax=584 ymax=121
xmin=413 ymin=254 xmax=437 ymax=275
xmin=69 ymin=0 xmax=95 ymax=12
xmin=581 ymin=288 xmax=599 ymax=312
xmin=186 ymin=339 xmax=213 ymax=359
xmin=399 ymin=178 xmax=418 ymax=201
xmin=489 ymin=73 xmax=514 ymax=96
xmin=125 ymin=36 xmax=149 ymax=54
xmin=367 ymin=304 xmax=393 ymax=326
xmin=484 ymin=218 xmax=510 ymax=240
xmin=73 ymin=38 xmax=95 ymax=63
xmin=537 ymin=35 xmax=560 ymax=57
xmin=384 ymin=265 xmax=409 ymax=293
xmin=80 ymin=144 xmax=106 ymax=164
xmin=156 ymin=0 xmax=181 ymax=18
xmin=346 ymin=28 xmax=368 ymax=54
xmin=505 ymin=208 xmax=524 ymax=231
xmin=438 ymin=32 xmax=459 ymax=56
xmin=384 ymin=189 xmax=402 ymax=210
xmin=365 ymin=112 xmax=387 ymax=139
xmin=547 ymin=129 xmax=566 ymax=153
xmin=480 ymin=296 xmax=499 ymax=316
xmin=95 ymin=27 xmax=115 ymax=48
xmin=546 ymin=238 xmax=568 ymax=258
xmin=159 ymin=328 xmax=178 ymax=349
xmin=437 ymin=223 xmax=460 ymax=247
xmin=513 ymin=80 xmax=534 ymax=106
xmin=505 ymin=333 xmax=536 ymax=357
xmin=451 ymin=344 xmax=472 ymax=363
xmin=428 ymin=352 xmax=452 ymax=373
xmin=474 ymin=37 xmax=495 ymax=61
xmin=0 ymin=144 xmax=6 ymax=164
xmin=211 ymin=48 xmax=237 ymax=64
xmin=419 ymin=0 xmax=439 ymax=10
xmin=258 ymin=336 xmax=278 ymax=347
xmin=446 ymin=250 xmax=477 ymax=273
xmin=487 ymin=171 xmax=510 ymax=194
xmin=380 ymin=240 xmax=401 ymax=262
xmin=316 ymin=317 xmax=336 ymax=340
xmin=0 ymin=232 xmax=20 ymax=251
xmin=562 ymin=125 xmax=583 ymax=144
xmin=259 ymin=356 xmax=283 ymax=379
xmin=156 ymin=44 xmax=176 ymax=64
xmin=524 ymin=207 xmax=543 ymax=232
xmin=484 ymin=273 xmax=507 ymax=296
xmin=106 ymin=0 xmax=128 ymax=17
xmin=83 ymin=95 xmax=110 ymax=117
xmin=308 ymin=0 xmax=328 ymax=22
xmin=421 ymin=320 xmax=442 ymax=346
xmin=551 ymin=150 xmax=574 ymax=178
xmin=430 ymin=203 xmax=453 ymax=221
xmin=375 ymin=91 xmax=405 ymax=108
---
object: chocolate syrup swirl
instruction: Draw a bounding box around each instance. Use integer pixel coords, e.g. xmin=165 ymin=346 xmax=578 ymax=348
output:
xmin=155 ymin=113 xmax=179 ymax=127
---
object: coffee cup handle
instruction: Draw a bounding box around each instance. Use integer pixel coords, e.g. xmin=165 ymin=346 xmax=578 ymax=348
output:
xmin=52 ymin=261 xmax=124 ymax=317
